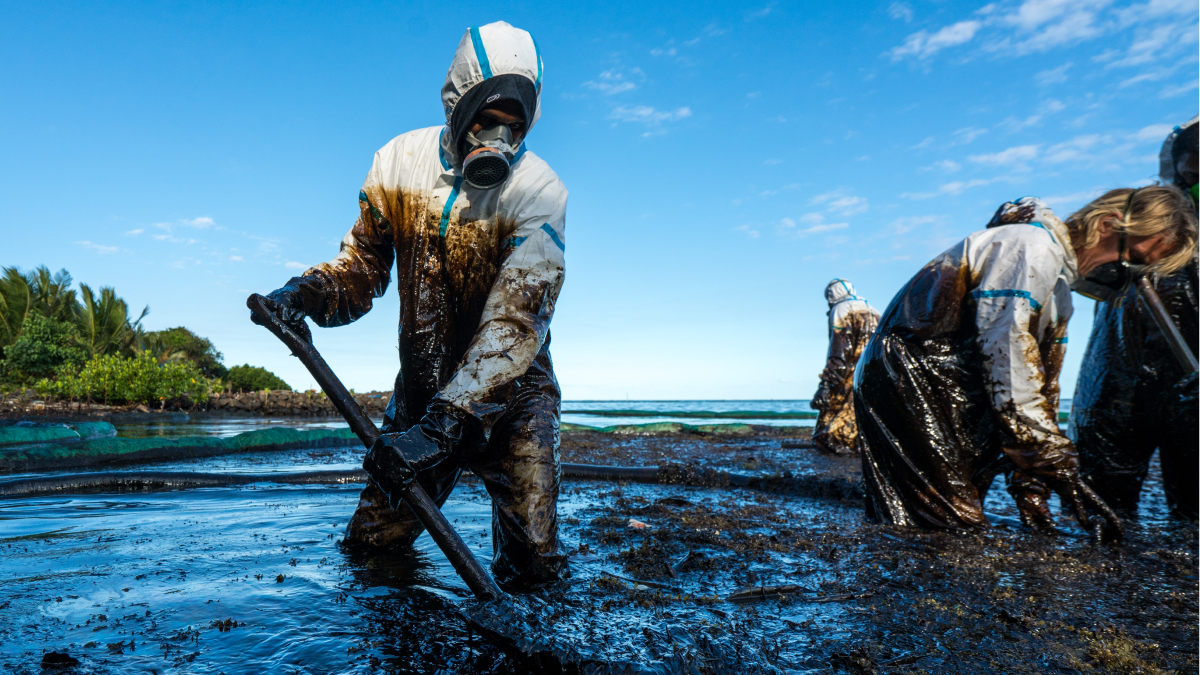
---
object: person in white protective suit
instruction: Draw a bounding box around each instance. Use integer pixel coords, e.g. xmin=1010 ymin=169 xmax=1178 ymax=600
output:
xmin=810 ymin=279 xmax=880 ymax=455
xmin=251 ymin=22 xmax=569 ymax=584
xmin=853 ymin=189 xmax=1195 ymax=536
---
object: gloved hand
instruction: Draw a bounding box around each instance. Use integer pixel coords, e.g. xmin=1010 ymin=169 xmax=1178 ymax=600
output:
xmin=1010 ymin=470 xmax=1123 ymax=542
xmin=361 ymin=425 xmax=447 ymax=509
xmin=811 ymin=385 xmax=830 ymax=412
xmin=1009 ymin=472 xmax=1054 ymax=530
xmin=360 ymin=403 xmax=474 ymax=510
xmin=249 ymin=277 xmax=316 ymax=344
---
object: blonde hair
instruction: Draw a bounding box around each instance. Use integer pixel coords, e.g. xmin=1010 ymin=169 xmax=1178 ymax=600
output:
xmin=1066 ymin=186 xmax=1198 ymax=276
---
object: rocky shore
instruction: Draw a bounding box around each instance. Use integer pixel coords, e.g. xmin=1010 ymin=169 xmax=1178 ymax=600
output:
xmin=0 ymin=389 xmax=391 ymax=418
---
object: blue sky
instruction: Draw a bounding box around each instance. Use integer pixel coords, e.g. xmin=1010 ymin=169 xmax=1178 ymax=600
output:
xmin=2 ymin=0 xmax=1196 ymax=399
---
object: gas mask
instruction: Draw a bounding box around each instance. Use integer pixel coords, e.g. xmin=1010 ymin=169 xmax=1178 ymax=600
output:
xmin=1071 ymin=233 xmax=1149 ymax=302
xmin=461 ymin=123 xmax=517 ymax=190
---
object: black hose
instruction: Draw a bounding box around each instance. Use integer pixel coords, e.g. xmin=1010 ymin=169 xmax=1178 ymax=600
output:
xmin=0 ymin=470 xmax=368 ymax=497
xmin=0 ymin=462 xmax=860 ymax=501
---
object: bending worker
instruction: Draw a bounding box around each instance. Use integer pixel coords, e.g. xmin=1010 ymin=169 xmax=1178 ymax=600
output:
xmin=811 ymin=279 xmax=880 ymax=455
xmin=1071 ymin=116 xmax=1199 ymax=519
xmin=252 ymin=22 xmax=569 ymax=585
xmin=853 ymin=188 xmax=1196 ymax=533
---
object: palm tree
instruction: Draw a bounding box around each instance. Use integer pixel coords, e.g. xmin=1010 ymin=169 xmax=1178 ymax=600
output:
xmin=75 ymin=284 xmax=149 ymax=358
xmin=0 ymin=267 xmax=33 ymax=348
xmin=29 ymin=267 xmax=79 ymax=322
xmin=141 ymin=331 xmax=188 ymax=365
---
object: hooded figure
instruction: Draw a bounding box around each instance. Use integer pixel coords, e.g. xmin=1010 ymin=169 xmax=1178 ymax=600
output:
xmin=811 ymin=280 xmax=880 ymax=455
xmin=1070 ymin=117 xmax=1199 ymax=520
xmin=853 ymin=198 xmax=1079 ymax=529
xmin=252 ymin=22 xmax=569 ymax=584
xmin=854 ymin=189 xmax=1194 ymax=532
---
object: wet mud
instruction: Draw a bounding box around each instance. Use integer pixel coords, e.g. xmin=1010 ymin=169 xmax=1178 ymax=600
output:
xmin=1 ymin=428 xmax=1195 ymax=674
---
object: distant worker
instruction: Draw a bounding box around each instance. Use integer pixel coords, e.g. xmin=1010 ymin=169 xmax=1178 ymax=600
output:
xmin=811 ymin=279 xmax=880 ymax=455
xmin=1071 ymin=116 xmax=1199 ymax=519
xmin=252 ymin=22 xmax=569 ymax=585
xmin=853 ymin=188 xmax=1196 ymax=534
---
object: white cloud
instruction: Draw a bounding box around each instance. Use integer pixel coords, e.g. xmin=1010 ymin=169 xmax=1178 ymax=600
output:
xmin=76 ymin=241 xmax=119 ymax=254
xmin=1042 ymin=188 xmax=1105 ymax=209
xmin=889 ymin=20 xmax=983 ymax=60
xmin=952 ymin=127 xmax=988 ymax=145
xmin=901 ymin=178 xmax=1000 ymax=199
xmin=1128 ymin=123 xmax=1175 ymax=143
xmin=182 ymin=216 xmax=214 ymax=228
xmin=1105 ymin=23 xmax=1192 ymax=68
xmin=284 ymin=261 xmax=307 ymax=270
xmin=888 ymin=2 xmax=914 ymax=22
xmin=780 ymin=214 xmax=849 ymax=235
xmin=745 ymin=4 xmax=774 ymax=20
xmin=583 ymin=70 xmax=638 ymax=95
xmin=932 ymin=159 xmax=962 ymax=172
xmin=230 ymin=255 xmax=244 ymax=262
xmin=801 ymin=222 xmax=849 ymax=233
xmin=736 ymin=225 xmax=760 ymax=238
xmin=609 ymin=105 xmax=692 ymax=125
xmin=1160 ymin=80 xmax=1199 ymax=98
xmin=888 ymin=0 xmax=1195 ymax=63
xmin=809 ymin=190 xmax=869 ymax=216
xmin=888 ymin=215 xmax=942 ymax=235
xmin=1034 ymin=62 xmax=1072 ymax=85
xmin=968 ymin=144 xmax=1041 ymax=165
xmin=1043 ymin=134 xmax=1104 ymax=163
xmin=125 ymin=228 xmax=144 ymax=236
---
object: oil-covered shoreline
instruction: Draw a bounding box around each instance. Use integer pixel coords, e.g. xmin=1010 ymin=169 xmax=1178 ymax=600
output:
xmin=1 ymin=426 xmax=1195 ymax=674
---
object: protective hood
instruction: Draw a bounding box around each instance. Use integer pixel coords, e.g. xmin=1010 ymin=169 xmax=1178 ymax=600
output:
xmin=440 ymin=21 xmax=544 ymax=168
xmin=985 ymin=196 xmax=1079 ymax=286
xmin=1159 ymin=115 xmax=1198 ymax=187
xmin=825 ymin=279 xmax=857 ymax=306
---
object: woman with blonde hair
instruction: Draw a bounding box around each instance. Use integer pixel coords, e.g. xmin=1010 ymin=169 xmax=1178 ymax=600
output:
xmin=852 ymin=187 xmax=1195 ymax=537
xmin=1072 ymin=118 xmax=1199 ymax=520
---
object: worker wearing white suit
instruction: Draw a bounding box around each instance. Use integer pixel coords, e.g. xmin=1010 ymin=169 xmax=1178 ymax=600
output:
xmin=811 ymin=279 xmax=879 ymax=455
xmin=853 ymin=191 xmax=1191 ymax=535
xmin=254 ymin=21 xmax=569 ymax=584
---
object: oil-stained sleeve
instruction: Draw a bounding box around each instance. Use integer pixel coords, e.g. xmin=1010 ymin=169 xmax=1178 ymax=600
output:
xmin=434 ymin=175 xmax=568 ymax=436
xmin=971 ymin=230 xmax=1075 ymax=478
xmin=298 ymin=155 xmax=395 ymax=328
xmin=819 ymin=320 xmax=858 ymax=391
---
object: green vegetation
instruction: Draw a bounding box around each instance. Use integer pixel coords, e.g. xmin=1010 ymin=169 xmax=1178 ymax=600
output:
xmin=2 ymin=315 xmax=88 ymax=383
xmin=227 ymin=364 xmax=291 ymax=393
xmin=37 ymin=351 xmax=211 ymax=406
xmin=1 ymin=265 xmax=290 ymax=406
xmin=142 ymin=326 xmax=229 ymax=378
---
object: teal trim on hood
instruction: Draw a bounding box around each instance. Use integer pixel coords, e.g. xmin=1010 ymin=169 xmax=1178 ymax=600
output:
xmin=469 ymin=27 xmax=493 ymax=79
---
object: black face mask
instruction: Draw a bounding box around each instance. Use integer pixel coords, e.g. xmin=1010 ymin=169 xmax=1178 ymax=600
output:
xmin=1072 ymin=233 xmax=1149 ymax=302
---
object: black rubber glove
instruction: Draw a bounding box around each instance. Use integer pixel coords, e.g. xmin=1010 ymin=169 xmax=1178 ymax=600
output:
xmin=361 ymin=425 xmax=446 ymax=509
xmin=249 ymin=276 xmax=317 ymax=344
xmin=1010 ymin=470 xmax=1124 ymax=542
xmin=811 ymin=385 xmax=830 ymax=412
xmin=361 ymin=403 xmax=473 ymax=510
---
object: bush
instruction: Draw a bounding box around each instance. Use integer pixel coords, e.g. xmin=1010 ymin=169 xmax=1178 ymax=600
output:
xmin=227 ymin=364 xmax=291 ymax=393
xmin=2 ymin=314 xmax=87 ymax=384
xmin=142 ymin=326 xmax=228 ymax=379
xmin=38 ymin=351 xmax=212 ymax=405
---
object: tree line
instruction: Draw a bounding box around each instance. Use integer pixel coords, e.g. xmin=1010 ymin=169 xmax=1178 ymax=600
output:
xmin=0 ymin=266 xmax=291 ymax=405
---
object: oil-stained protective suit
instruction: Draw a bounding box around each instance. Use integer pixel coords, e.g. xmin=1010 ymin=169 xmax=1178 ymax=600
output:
xmin=812 ymin=280 xmax=880 ymax=455
xmin=1070 ymin=118 xmax=1199 ymax=519
xmin=854 ymin=198 xmax=1079 ymax=529
xmin=276 ymin=22 xmax=569 ymax=584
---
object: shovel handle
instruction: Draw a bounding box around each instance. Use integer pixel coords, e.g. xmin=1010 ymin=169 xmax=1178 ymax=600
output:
xmin=1136 ymin=278 xmax=1199 ymax=374
xmin=246 ymin=293 xmax=502 ymax=601
xmin=247 ymin=294 xmax=380 ymax=446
